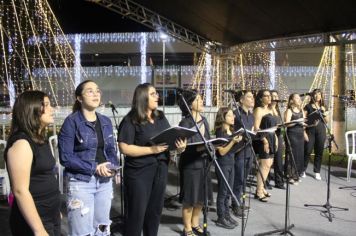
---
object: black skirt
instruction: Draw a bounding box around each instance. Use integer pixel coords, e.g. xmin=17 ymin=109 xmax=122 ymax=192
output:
xmin=182 ymin=167 xmax=205 ymax=206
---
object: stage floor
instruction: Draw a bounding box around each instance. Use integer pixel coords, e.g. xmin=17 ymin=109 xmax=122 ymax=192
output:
xmin=1 ymin=163 xmax=355 ymax=236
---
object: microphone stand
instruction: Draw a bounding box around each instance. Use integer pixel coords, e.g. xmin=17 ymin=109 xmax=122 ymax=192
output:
xmin=228 ymin=92 xmax=267 ymax=236
xmin=177 ymin=90 xmax=240 ymax=236
xmin=255 ymin=101 xmax=298 ymax=236
xmin=303 ymin=97 xmax=349 ymax=222
xmin=109 ymin=104 xmax=125 ymax=231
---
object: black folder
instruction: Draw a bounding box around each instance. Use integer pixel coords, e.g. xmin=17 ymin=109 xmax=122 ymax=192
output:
xmin=230 ymin=127 xmax=277 ymax=139
xmin=278 ymin=118 xmax=306 ymax=127
xmin=187 ymin=137 xmax=229 ymax=148
xmin=306 ymin=110 xmax=325 ymax=126
xmin=150 ymin=126 xmax=197 ymax=150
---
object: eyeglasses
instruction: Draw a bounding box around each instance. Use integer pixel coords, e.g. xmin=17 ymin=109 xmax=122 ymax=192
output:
xmin=83 ymin=89 xmax=101 ymax=97
xmin=149 ymin=92 xmax=159 ymax=97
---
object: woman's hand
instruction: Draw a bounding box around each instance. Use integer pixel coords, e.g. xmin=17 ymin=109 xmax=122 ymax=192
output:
xmin=232 ymin=135 xmax=242 ymax=144
xmin=151 ymin=144 xmax=169 ymax=154
xmin=96 ymin=162 xmax=113 ymax=177
xmin=263 ymin=141 xmax=270 ymax=153
xmin=304 ymin=132 xmax=309 ymax=142
xmin=175 ymin=138 xmax=187 ymax=154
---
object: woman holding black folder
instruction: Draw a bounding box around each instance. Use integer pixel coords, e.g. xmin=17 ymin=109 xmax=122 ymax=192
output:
xmin=303 ymin=89 xmax=327 ymax=181
xmin=285 ymin=93 xmax=309 ymax=183
xmin=178 ymin=90 xmax=211 ymax=236
xmin=253 ymin=89 xmax=278 ymax=202
xmin=214 ymin=107 xmax=241 ymax=229
xmin=118 ymin=83 xmax=186 ymax=236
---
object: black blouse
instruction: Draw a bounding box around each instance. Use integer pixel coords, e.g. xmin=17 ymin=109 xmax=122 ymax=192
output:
xmin=118 ymin=113 xmax=170 ymax=168
xmin=4 ymin=132 xmax=59 ymax=200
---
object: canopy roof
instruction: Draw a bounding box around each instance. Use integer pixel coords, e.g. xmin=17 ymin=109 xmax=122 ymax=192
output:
xmin=51 ymin=0 xmax=356 ymax=47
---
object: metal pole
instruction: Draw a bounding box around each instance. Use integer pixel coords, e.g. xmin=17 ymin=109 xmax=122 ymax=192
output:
xmin=162 ymin=40 xmax=166 ymax=112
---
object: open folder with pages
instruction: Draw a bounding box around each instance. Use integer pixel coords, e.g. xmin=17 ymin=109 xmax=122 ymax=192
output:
xmin=150 ymin=126 xmax=198 ymax=150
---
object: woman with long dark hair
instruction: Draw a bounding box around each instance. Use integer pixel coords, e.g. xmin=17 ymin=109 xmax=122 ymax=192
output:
xmin=118 ymin=83 xmax=186 ymax=236
xmin=5 ymin=91 xmax=60 ymax=236
xmin=253 ymin=89 xmax=278 ymax=202
xmin=270 ymin=90 xmax=285 ymax=189
xmin=214 ymin=107 xmax=241 ymax=229
xmin=285 ymin=93 xmax=308 ymax=183
xmin=59 ymin=80 xmax=118 ymax=236
xmin=303 ymin=89 xmax=327 ymax=180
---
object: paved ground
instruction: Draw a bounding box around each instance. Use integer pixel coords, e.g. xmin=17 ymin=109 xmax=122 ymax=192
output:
xmin=1 ymin=162 xmax=356 ymax=236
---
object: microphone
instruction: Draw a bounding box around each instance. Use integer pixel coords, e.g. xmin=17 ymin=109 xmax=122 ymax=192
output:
xmin=224 ymin=89 xmax=239 ymax=94
xmin=107 ymin=101 xmax=118 ymax=113
xmin=332 ymin=95 xmax=350 ymax=100
xmin=299 ymin=92 xmax=312 ymax=97
xmin=271 ymin=99 xmax=287 ymax=103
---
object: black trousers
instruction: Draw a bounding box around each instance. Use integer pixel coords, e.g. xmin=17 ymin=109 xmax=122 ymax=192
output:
xmin=215 ymin=163 xmax=234 ymax=217
xmin=304 ymin=124 xmax=326 ymax=173
xmin=232 ymin=155 xmax=253 ymax=207
xmin=273 ymin=135 xmax=285 ymax=186
xmin=10 ymin=192 xmax=61 ymax=236
xmin=124 ymin=161 xmax=168 ymax=236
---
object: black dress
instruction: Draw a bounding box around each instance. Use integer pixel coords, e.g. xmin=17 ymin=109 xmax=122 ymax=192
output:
xmin=286 ymin=110 xmax=305 ymax=177
xmin=179 ymin=116 xmax=211 ymax=206
xmin=4 ymin=132 xmax=60 ymax=236
xmin=255 ymin=113 xmax=278 ymax=159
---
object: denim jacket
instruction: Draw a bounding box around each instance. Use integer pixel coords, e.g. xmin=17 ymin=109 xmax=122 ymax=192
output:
xmin=58 ymin=111 xmax=118 ymax=182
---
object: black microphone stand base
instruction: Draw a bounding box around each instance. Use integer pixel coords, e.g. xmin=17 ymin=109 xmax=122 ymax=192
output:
xmin=339 ymin=186 xmax=356 ymax=190
xmin=254 ymin=224 xmax=295 ymax=236
xmin=303 ymin=202 xmax=349 ymax=222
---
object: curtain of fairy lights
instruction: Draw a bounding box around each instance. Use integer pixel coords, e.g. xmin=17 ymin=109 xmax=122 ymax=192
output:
xmin=0 ymin=0 xmax=77 ymax=107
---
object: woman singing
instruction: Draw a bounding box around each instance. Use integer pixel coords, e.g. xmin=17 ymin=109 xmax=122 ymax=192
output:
xmin=5 ymin=91 xmax=60 ymax=236
xmin=178 ymin=90 xmax=210 ymax=236
xmin=118 ymin=83 xmax=186 ymax=236
xmin=303 ymin=89 xmax=327 ymax=180
xmin=285 ymin=93 xmax=308 ymax=182
xmin=214 ymin=107 xmax=241 ymax=229
xmin=253 ymin=89 xmax=278 ymax=202
xmin=59 ymin=80 xmax=118 ymax=236
xmin=270 ymin=90 xmax=285 ymax=189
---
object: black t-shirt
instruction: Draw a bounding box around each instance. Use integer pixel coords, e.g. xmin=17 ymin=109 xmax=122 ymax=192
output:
xmin=234 ymin=107 xmax=254 ymax=159
xmin=93 ymin=118 xmax=106 ymax=164
xmin=4 ymin=132 xmax=59 ymax=200
xmin=118 ymin=112 xmax=170 ymax=168
xmin=215 ymin=128 xmax=235 ymax=165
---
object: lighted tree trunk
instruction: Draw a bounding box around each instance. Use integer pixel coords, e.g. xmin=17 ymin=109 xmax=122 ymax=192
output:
xmin=332 ymin=45 xmax=346 ymax=154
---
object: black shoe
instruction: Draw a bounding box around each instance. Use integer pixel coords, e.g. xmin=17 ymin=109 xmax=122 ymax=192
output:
xmin=192 ymin=225 xmax=210 ymax=236
xmin=232 ymin=206 xmax=245 ymax=218
xmin=266 ymin=181 xmax=273 ymax=190
xmin=192 ymin=225 xmax=211 ymax=236
xmin=225 ymin=215 xmax=239 ymax=226
xmin=216 ymin=217 xmax=235 ymax=229
xmin=275 ymin=184 xmax=286 ymax=190
xmin=182 ymin=229 xmax=197 ymax=236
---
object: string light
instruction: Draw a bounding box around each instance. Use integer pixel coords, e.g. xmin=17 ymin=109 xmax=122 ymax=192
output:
xmin=140 ymin=32 xmax=147 ymax=83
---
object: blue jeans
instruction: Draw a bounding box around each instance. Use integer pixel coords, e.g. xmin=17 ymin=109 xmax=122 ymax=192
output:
xmin=67 ymin=176 xmax=113 ymax=236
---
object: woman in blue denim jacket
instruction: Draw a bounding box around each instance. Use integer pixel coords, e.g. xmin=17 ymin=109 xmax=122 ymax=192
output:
xmin=59 ymin=80 xmax=118 ymax=236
